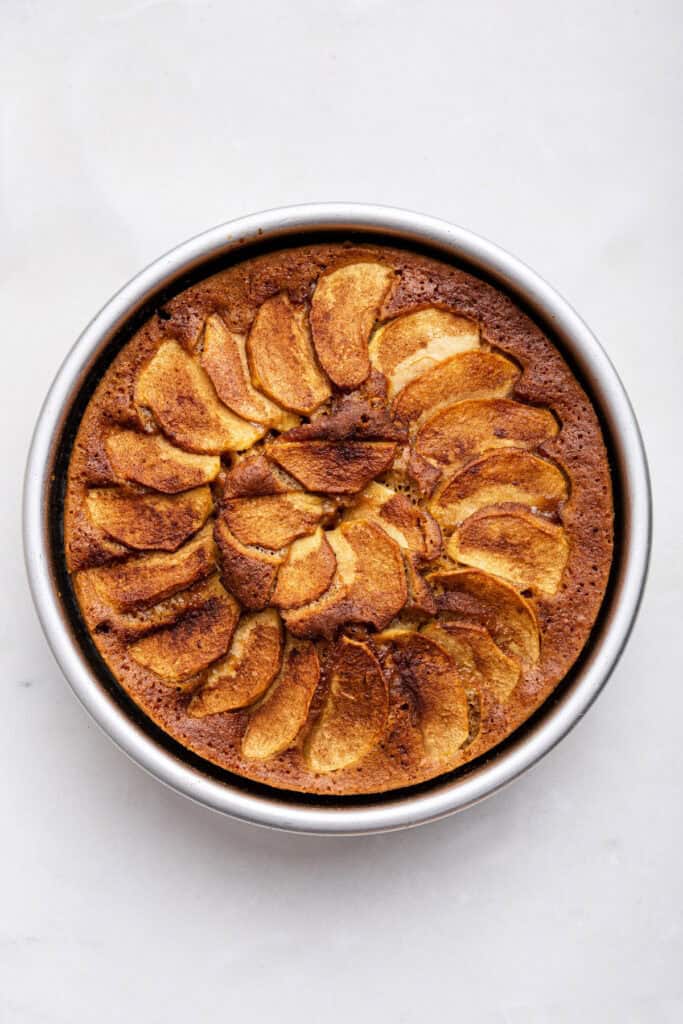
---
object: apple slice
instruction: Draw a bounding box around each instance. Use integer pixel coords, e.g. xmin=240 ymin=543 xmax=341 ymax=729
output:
xmin=222 ymin=454 xmax=302 ymax=498
xmin=272 ymin=528 xmax=337 ymax=609
xmin=421 ymin=622 xmax=521 ymax=703
xmin=377 ymin=629 xmax=469 ymax=763
xmin=407 ymin=447 xmax=443 ymax=498
xmin=247 ymin=294 xmax=331 ymax=415
xmin=78 ymin=574 xmax=230 ymax=640
xmin=283 ymin=521 xmax=408 ymax=638
xmin=129 ymin=577 xmax=240 ymax=681
xmin=200 ymin=314 xmax=298 ymax=430
xmin=82 ymin=522 xmax=216 ymax=612
xmin=370 ymin=309 xmax=480 ymax=397
xmin=86 ymin=485 xmax=212 ymax=551
xmin=241 ymin=641 xmax=320 ymax=761
xmin=432 ymin=450 xmax=569 ymax=529
xmin=428 ymin=568 xmax=540 ymax=665
xmin=135 ymin=341 xmax=265 ymax=453
xmin=403 ymin=557 xmax=437 ymax=616
xmin=345 ymin=481 xmax=442 ymax=561
xmin=311 ymin=262 xmax=395 ymax=388
xmin=447 ymin=508 xmax=569 ymax=596
xmin=222 ymin=493 xmax=328 ymax=550
xmin=188 ymin=609 xmax=283 ymax=716
xmin=305 ymin=637 xmax=387 ymax=773
xmin=267 ymin=439 xmax=397 ymax=494
xmin=215 ymin=517 xmax=286 ymax=610
xmin=415 ymin=398 xmax=559 ymax=470
xmin=392 ymin=350 xmax=519 ymax=423
xmin=106 ymin=429 xmax=220 ymax=493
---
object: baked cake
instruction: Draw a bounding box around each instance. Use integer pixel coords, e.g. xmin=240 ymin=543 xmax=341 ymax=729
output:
xmin=64 ymin=243 xmax=614 ymax=795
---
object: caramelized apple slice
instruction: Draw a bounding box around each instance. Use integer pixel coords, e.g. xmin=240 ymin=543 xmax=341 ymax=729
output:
xmin=215 ymin=517 xmax=286 ymax=609
xmin=267 ymin=439 xmax=397 ymax=494
xmin=222 ymin=493 xmax=327 ymax=550
xmin=201 ymin=314 xmax=298 ymax=429
xmin=305 ymin=637 xmax=387 ymax=773
xmin=188 ymin=609 xmax=283 ymax=716
xmin=247 ymin=294 xmax=331 ymax=414
xmin=429 ymin=568 xmax=540 ymax=665
xmin=393 ymin=350 xmax=519 ymax=423
xmin=433 ymin=451 xmax=569 ymax=529
xmin=242 ymin=641 xmax=320 ymax=760
xmin=370 ymin=309 xmax=480 ymax=396
xmin=421 ymin=622 xmax=520 ymax=703
xmin=135 ymin=341 xmax=265 ymax=453
xmin=403 ymin=556 xmax=437 ymax=616
xmin=345 ymin=482 xmax=442 ymax=561
xmin=83 ymin=523 xmax=216 ymax=612
xmin=106 ymin=430 xmax=220 ymax=493
xmin=311 ymin=262 xmax=395 ymax=388
xmin=283 ymin=521 xmax=407 ymax=638
xmin=447 ymin=508 xmax=569 ymax=596
xmin=222 ymin=454 xmax=302 ymax=498
xmin=272 ymin=528 xmax=337 ymax=609
xmin=91 ymin=576 xmax=224 ymax=639
xmin=86 ymin=485 xmax=213 ymax=551
xmin=129 ymin=577 xmax=239 ymax=681
xmin=415 ymin=398 xmax=559 ymax=470
xmin=378 ymin=630 xmax=469 ymax=762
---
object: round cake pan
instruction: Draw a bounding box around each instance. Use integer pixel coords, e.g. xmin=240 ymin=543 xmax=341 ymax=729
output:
xmin=23 ymin=204 xmax=651 ymax=835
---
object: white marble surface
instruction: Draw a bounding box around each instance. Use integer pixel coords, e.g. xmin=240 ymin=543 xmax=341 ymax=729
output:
xmin=3 ymin=1 xmax=681 ymax=1020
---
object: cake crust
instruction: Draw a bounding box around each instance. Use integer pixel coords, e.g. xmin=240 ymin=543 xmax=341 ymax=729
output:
xmin=64 ymin=242 xmax=613 ymax=795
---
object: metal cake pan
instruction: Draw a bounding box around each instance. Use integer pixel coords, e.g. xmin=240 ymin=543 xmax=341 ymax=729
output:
xmin=23 ymin=203 xmax=651 ymax=834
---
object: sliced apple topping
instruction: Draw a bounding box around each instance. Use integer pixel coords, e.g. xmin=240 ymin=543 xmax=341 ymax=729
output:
xmin=345 ymin=482 xmax=442 ymax=562
xmin=403 ymin=557 xmax=437 ymax=616
xmin=222 ymin=454 xmax=302 ymax=498
xmin=432 ymin=450 xmax=569 ymax=529
xmin=272 ymin=528 xmax=337 ymax=609
xmin=421 ymin=622 xmax=521 ymax=703
xmin=106 ymin=429 xmax=221 ymax=494
xmin=370 ymin=309 xmax=480 ymax=397
xmin=393 ymin=350 xmax=520 ymax=423
xmin=247 ymin=294 xmax=331 ymax=414
xmin=86 ymin=485 xmax=213 ymax=551
xmin=267 ymin=439 xmax=397 ymax=494
xmin=377 ymin=630 xmax=469 ymax=763
xmin=311 ymin=262 xmax=395 ymax=388
xmin=283 ymin=521 xmax=408 ymax=638
xmin=135 ymin=341 xmax=265 ymax=453
xmin=200 ymin=314 xmax=298 ymax=430
xmin=129 ymin=577 xmax=240 ymax=681
xmin=415 ymin=398 xmax=559 ymax=471
xmin=99 ymin=576 xmax=226 ymax=639
xmin=215 ymin=517 xmax=286 ymax=610
xmin=82 ymin=523 xmax=216 ymax=612
xmin=429 ymin=568 xmax=540 ymax=665
xmin=447 ymin=508 xmax=569 ymax=596
xmin=222 ymin=493 xmax=328 ymax=551
xmin=241 ymin=641 xmax=320 ymax=760
xmin=188 ymin=609 xmax=283 ymax=716
xmin=305 ymin=637 xmax=388 ymax=773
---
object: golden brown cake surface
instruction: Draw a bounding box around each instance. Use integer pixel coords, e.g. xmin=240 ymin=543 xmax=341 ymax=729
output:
xmin=64 ymin=242 xmax=613 ymax=795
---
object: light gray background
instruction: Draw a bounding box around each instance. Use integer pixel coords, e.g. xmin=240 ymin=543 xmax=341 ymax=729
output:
xmin=3 ymin=2 xmax=681 ymax=1021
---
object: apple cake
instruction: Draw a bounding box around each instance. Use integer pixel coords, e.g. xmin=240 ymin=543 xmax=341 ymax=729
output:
xmin=64 ymin=242 xmax=613 ymax=795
